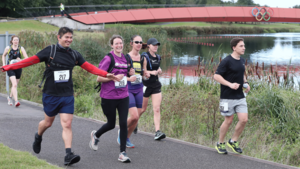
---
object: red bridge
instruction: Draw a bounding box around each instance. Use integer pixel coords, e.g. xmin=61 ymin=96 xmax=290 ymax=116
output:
xmin=68 ymin=7 xmax=300 ymax=24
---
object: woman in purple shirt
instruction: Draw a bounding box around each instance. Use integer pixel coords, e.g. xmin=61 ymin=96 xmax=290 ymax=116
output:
xmin=89 ymin=35 xmax=134 ymax=163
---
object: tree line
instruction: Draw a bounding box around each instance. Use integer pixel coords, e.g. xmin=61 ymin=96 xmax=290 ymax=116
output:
xmin=0 ymin=0 xmax=298 ymax=18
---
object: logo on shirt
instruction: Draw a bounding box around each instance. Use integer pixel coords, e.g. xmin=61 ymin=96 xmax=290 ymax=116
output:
xmin=115 ymin=63 xmax=127 ymax=67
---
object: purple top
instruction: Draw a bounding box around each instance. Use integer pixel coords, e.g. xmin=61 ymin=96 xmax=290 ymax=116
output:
xmin=98 ymin=51 xmax=129 ymax=99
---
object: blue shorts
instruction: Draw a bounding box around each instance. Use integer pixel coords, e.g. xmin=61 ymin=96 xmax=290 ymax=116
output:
xmin=42 ymin=93 xmax=74 ymax=117
xmin=129 ymin=88 xmax=143 ymax=108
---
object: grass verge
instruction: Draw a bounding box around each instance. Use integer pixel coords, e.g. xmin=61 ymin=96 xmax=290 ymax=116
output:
xmin=0 ymin=143 xmax=61 ymax=169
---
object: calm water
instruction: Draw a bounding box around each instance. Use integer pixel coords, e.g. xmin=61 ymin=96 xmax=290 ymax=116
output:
xmin=160 ymin=33 xmax=300 ymax=84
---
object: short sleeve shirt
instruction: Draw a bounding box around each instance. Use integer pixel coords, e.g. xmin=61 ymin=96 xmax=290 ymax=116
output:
xmin=36 ymin=44 xmax=86 ymax=97
xmin=215 ymin=55 xmax=245 ymax=99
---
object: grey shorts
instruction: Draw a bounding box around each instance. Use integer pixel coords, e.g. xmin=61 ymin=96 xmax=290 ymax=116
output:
xmin=219 ymin=98 xmax=248 ymax=116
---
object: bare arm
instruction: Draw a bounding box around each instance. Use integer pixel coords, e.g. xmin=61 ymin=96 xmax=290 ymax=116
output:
xmin=97 ymin=76 xmax=111 ymax=83
xmin=97 ymin=74 xmax=123 ymax=83
xmin=20 ymin=47 xmax=28 ymax=59
xmin=2 ymin=47 xmax=9 ymax=66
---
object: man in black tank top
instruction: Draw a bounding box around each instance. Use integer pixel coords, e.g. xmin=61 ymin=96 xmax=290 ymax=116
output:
xmin=214 ymin=38 xmax=250 ymax=155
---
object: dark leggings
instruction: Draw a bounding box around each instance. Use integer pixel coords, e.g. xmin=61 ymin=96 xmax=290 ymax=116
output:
xmin=95 ymin=97 xmax=129 ymax=152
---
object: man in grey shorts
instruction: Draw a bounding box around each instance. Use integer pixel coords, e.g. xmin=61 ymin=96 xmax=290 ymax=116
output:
xmin=213 ymin=37 xmax=250 ymax=154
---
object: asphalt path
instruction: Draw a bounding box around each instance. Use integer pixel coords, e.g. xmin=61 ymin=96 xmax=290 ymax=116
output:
xmin=0 ymin=94 xmax=298 ymax=169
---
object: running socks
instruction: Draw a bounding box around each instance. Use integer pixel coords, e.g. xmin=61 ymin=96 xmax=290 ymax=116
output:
xmin=80 ymin=61 xmax=108 ymax=77
xmin=1 ymin=55 xmax=40 ymax=72
xmin=66 ymin=148 xmax=72 ymax=154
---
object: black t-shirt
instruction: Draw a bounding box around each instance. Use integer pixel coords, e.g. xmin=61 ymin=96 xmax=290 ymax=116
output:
xmin=142 ymin=52 xmax=161 ymax=88
xmin=36 ymin=44 xmax=86 ymax=97
xmin=215 ymin=55 xmax=245 ymax=99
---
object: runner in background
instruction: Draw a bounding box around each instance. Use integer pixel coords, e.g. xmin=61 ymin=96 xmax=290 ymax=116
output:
xmin=118 ymin=35 xmax=148 ymax=148
xmin=141 ymin=38 xmax=166 ymax=140
xmin=214 ymin=38 xmax=250 ymax=154
xmin=1 ymin=35 xmax=28 ymax=107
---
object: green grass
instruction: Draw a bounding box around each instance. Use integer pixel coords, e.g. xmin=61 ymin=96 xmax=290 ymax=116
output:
xmin=0 ymin=20 xmax=58 ymax=34
xmin=0 ymin=143 xmax=61 ymax=169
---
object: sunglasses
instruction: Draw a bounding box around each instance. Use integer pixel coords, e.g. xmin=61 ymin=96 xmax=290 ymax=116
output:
xmin=133 ymin=41 xmax=143 ymax=44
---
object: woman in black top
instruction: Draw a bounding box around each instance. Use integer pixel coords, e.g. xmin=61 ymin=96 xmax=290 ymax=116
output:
xmin=1 ymin=35 xmax=28 ymax=107
xmin=141 ymin=38 xmax=166 ymax=140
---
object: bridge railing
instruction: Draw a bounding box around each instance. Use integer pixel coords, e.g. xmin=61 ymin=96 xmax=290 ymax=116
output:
xmin=18 ymin=4 xmax=258 ymax=18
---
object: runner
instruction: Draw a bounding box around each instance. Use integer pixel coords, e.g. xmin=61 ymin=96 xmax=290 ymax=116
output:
xmin=89 ymin=35 xmax=135 ymax=163
xmin=117 ymin=35 xmax=148 ymax=148
xmin=214 ymin=37 xmax=250 ymax=154
xmin=1 ymin=27 xmax=118 ymax=166
xmin=1 ymin=35 xmax=28 ymax=107
xmin=140 ymin=38 xmax=166 ymax=140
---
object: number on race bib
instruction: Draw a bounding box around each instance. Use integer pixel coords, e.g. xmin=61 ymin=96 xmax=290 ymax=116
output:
xmin=54 ymin=70 xmax=70 ymax=83
xmin=131 ymin=75 xmax=142 ymax=85
xmin=115 ymin=76 xmax=127 ymax=88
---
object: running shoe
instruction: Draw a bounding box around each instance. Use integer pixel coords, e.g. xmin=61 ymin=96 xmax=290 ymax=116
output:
xmin=154 ymin=130 xmax=166 ymax=140
xmin=118 ymin=151 xmax=131 ymax=163
xmin=7 ymin=96 xmax=13 ymax=106
xmin=117 ymin=130 xmax=135 ymax=148
xmin=215 ymin=142 xmax=228 ymax=154
xmin=32 ymin=132 xmax=42 ymax=154
xmin=15 ymin=101 xmax=20 ymax=107
xmin=126 ymin=138 xmax=135 ymax=148
xmin=227 ymin=139 xmax=243 ymax=154
xmin=64 ymin=152 xmax=80 ymax=166
xmin=89 ymin=130 xmax=99 ymax=151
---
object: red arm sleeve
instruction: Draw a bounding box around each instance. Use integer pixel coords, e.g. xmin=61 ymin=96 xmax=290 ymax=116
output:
xmin=1 ymin=55 xmax=40 ymax=72
xmin=80 ymin=61 xmax=108 ymax=77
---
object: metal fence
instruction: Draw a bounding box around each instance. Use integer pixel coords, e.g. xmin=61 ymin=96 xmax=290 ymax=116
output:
xmin=0 ymin=32 xmax=14 ymax=96
xmin=18 ymin=4 xmax=257 ymax=18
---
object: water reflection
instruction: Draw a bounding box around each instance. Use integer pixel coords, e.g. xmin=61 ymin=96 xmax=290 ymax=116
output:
xmin=160 ymin=33 xmax=300 ymax=84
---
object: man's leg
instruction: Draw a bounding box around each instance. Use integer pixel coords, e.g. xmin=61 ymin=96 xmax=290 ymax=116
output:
xmin=33 ymin=113 xmax=55 ymax=154
xmin=60 ymin=113 xmax=80 ymax=165
xmin=231 ymin=112 xmax=248 ymax=141
xmin=218 ymin=115 xmax=234 ymax=143
xmin=60 ymin=113 xmax=73 ymax=149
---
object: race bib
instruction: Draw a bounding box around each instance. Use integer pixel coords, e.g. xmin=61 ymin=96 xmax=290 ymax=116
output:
xmin=131 ymin=75 xmax=142 ymax=85
xmin=115 ymin=76 xmax=127 ymax=88
xmin=54 ymin=70 xmax=70 ymax=83
xmin=219 ymin=101 xmax=228 ymax=113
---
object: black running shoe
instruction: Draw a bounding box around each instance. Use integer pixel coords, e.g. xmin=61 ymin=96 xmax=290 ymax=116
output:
xmin=32 ymin=132 xmax=42 ymax=154
xmin=227 ymin=139 xmax=243 ymax=154
xmin=154 ymin=130 xmax=166 ymax=140
xmin=215 ymin=142 xmax=228 ymax=154
xmin=133 ymin=125 xmax=138 ymax=134
xmin=64 ymin=152 xmax=81 ymax=166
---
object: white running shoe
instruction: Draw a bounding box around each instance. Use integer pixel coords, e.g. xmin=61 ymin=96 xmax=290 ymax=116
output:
xmin=118 ymin=151 xmax=131 ymax=163
xmin=89 ymin=130 xmax=99 ymax=151
xmin=7 ymin=96 xmax=13 ymax=106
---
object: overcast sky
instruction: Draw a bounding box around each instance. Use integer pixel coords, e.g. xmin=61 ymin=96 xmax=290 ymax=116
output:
xmin=251 ymin=0 xmax=299 ymax=8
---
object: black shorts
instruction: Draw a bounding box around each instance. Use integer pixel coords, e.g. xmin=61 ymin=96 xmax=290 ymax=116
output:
xmin=143 ymin=85 xmax=161 ymax=98
xmin=7 ymin=69 xmax=22 ymax=79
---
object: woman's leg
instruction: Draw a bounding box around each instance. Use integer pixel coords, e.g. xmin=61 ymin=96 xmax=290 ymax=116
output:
xmin=151 ymin=93 xmax=162 ymax=131
xmin=9 ymin=76 xmax=18 ymax=102
xmin=95 ymin=98 xmax=117 ymax=138
xmin=117 ymin=97 xmax=129 ymax=152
